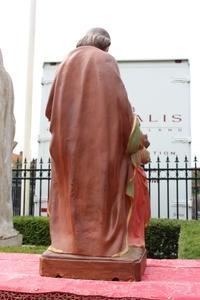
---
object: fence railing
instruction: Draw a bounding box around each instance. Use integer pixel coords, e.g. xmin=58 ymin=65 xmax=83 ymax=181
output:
xmin=12 ymin=158 xmax=51 ymax=216
xmin=144 ymin=156 xmax=200 ymax=220
xmin=12 ymin=156 xmax=200 ymax=220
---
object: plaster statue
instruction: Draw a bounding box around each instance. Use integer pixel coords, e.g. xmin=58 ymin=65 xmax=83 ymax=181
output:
xmin=0 ymin=49 xmax=21 ymax=242
xmin=45 ymin=28 xmax=150 ymax=257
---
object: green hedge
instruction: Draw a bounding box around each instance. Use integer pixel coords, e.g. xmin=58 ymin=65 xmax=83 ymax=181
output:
xmin=145 ymin=219 xmax=181 ymax=259
xmin=14 ymin=216 xmax=50 ymax=246
xmin=13 ymin=216 xmax=200 ymax=259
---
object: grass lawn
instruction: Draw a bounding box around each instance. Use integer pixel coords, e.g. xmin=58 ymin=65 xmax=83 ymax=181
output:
xmin=178 ymin=220 xmax=200 ymax=259
xmin=0 ymin=245 xmax=47 ymax=254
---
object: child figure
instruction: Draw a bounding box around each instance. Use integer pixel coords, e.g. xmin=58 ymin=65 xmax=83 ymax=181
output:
xmin=126 ymin=114 xmax=151 ymax=249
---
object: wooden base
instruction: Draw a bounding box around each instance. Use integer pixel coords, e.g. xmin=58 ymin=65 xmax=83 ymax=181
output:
xmin=39 ymin=247 xmax=147 ymax=281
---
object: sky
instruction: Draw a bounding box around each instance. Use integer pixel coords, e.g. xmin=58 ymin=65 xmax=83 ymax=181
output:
xmin=0 ymin=0 xmax=200 ymax=158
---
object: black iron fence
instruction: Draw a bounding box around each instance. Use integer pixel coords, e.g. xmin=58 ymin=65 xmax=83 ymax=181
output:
xmin=12 ymin=158 xmax=51 ymax=216
xmin=144 ymin=156 xmax=200 ymax=220
xmin=12 ymin=156 xmax=200 ymax=219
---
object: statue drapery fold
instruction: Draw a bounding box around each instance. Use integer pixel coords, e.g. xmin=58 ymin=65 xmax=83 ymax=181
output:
xmin=46 ymin=46 xmax=134 ymax=257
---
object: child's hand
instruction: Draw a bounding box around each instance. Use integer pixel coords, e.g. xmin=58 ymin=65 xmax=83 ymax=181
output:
xmin=141 ymin=134 xmax=150 ymax=148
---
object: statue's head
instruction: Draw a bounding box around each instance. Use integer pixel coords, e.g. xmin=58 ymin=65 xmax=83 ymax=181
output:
xmin=76 ymin=28 xmax=111 ymax=52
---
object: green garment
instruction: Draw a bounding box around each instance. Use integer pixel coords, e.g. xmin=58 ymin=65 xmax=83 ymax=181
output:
xmin=126 ymin=117 xmax=143 ymax=197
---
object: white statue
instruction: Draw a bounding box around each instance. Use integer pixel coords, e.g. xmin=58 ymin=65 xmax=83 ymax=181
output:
xmin=0 ymin=49 xmax=21 ymax=243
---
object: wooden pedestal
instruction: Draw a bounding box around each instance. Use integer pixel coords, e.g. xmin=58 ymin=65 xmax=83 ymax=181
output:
xmin=39 ymin=247 xmax=146 ymax=281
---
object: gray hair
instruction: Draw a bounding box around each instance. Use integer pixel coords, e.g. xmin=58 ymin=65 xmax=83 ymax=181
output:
xmin=76 ymin=28 xmax=111 ymax=51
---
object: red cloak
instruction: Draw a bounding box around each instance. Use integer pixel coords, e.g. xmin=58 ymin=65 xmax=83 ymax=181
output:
xmin=46 ymin=46 xmax=133 ymax=257
xmin=128 ymin=166 xmax=151 ymax=248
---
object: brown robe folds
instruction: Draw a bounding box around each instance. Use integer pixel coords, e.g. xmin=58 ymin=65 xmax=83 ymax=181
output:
xmin=46 ymin=46 xmax=133 ymax=257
